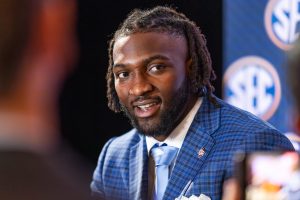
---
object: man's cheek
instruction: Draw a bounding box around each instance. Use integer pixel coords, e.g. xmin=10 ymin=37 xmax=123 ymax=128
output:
xmin=160 ymin=87 xmax=179 ymax=99
xmin=115 ymin=88 xmax=127 ymax=102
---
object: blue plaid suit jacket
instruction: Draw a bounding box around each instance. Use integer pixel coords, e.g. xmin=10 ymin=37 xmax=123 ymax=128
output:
xmin=91 ymin=96 xmax=294 ymax=200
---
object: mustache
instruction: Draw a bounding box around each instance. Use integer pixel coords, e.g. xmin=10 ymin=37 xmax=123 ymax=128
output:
xmin=131 ymin=95 xmax=161 ymax=104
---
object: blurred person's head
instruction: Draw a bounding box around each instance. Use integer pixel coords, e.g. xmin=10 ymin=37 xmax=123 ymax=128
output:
xmin=287 ymin=38 xmax=300 ymax=134
xmin=0 ymin=0 xmax=77 ymax=151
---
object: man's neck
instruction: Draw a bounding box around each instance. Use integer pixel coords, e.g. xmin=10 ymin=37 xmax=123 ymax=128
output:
xmin=153 ymin=95 xmax=199 ymax=141
xmin=146 ymin=97 xmax=202 ymax=154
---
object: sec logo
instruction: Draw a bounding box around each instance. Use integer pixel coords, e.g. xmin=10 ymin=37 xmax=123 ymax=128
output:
xmin=265 ymin=0 xmax=300 ymax=50
xmin=223 ymin=56 xmax=281 ymax=121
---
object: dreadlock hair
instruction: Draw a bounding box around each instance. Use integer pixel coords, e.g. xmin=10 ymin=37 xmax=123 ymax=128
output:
xmin=106 ymin=6 xmax=217 ymax=112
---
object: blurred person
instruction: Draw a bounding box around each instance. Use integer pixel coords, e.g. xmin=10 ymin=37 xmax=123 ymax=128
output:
xmin=286 ymin=37 xmax=300 ymax=149
xmin=283 ymin=36 xmax=300 ymax=200
xmin=91 ymin=6 xmax=294 ymax=200
xmin=0 ymin=0 xmax=91 ymax=199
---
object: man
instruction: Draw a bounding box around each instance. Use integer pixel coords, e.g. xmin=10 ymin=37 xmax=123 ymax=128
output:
xmin=91 ymin=6 xmax=294 ymax=200
xmin=0 ymin=0 xmax=90 ymax=199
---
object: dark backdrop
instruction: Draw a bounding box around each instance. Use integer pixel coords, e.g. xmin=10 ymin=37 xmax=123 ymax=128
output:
xmin=59 ymin=0 xmax=222 ymax=165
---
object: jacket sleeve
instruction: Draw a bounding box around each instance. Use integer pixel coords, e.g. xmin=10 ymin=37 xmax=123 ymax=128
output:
xmin=90 ymin=137 xmax=116 ymax=199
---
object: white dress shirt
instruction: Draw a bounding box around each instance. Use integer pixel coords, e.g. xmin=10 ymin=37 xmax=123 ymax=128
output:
xmin=146 ymin=97 xmax=202 ymax=199
xmin=146 ymin=97 xmax=202 ymax=153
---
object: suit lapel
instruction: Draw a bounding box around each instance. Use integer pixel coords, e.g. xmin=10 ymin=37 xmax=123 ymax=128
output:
xmin=129 ymin=133 xmax=148 ymax=200
xmin=163 ymin=97 xmax=220 ymax=200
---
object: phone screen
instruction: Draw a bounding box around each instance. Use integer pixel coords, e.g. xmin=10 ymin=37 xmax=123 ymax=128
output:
xmin=244 ymin=152 xmax=300 ymax=200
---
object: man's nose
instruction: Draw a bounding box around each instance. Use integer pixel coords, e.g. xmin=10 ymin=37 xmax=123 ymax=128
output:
xmin=129 ymin=74 xmax=153 ymax=96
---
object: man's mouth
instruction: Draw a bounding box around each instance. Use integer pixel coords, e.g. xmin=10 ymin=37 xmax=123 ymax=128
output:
xmin=133 ymin=99 xmax=161 ymax=118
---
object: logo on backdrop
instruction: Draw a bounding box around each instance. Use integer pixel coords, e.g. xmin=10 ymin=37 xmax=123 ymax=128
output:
xmin=223 ymin=56 xmax=281 ymax=121
xmin=265 ymin=0 xmax=300 ymax=50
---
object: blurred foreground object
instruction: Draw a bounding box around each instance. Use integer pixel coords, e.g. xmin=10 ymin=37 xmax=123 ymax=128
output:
xmin=0 ymin=0 xmax=91 ymax=199
xmin=287 ymin=37 xmax=300 ymax=141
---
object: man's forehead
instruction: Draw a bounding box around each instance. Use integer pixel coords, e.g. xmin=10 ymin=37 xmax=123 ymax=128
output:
xmin=113 ymin=32 xmax=187 ymax=57
xmin=115 ymin=31 xmax=184 ymax=44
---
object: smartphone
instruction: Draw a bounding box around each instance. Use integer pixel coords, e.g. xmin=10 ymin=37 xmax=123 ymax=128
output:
xmin=235 ymin=151 xmax=300 ymax=200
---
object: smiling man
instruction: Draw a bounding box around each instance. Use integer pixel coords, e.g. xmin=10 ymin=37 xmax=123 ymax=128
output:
xmin=91 ymin=6 xmax=294 ymax=200
xmin=113 ymin=32 xmax=194 ymax=140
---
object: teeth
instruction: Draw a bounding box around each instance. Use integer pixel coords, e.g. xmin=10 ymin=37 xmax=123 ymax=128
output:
xmin=138 ymin=103 xmax=156 ymax=111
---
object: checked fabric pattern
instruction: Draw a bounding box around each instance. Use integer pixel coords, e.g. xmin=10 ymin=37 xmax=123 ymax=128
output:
xmin=91 ymin=96 xmax=294 ymax=200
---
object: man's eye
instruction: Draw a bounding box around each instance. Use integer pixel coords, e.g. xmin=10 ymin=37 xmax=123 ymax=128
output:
xmin=149 ymin=64 xmax=165 ymax=73
xmin=116 ymin=72 xmax=129 ymax=79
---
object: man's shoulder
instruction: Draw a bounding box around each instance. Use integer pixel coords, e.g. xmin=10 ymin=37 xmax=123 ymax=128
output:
xmin=214 ymin=97 xmax=276 ymax=129
xmin=110 ymin=128 xmax=142 ymax=144
xmin=198 ymin=96 xmax=275 ymax=132
xmin=210 ymin=97 xmax=294 ymax=150
xmin=102 ymin=129 xmax=143 ymax=154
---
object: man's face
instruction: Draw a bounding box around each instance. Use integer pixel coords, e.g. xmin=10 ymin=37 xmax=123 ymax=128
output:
xmin=112 ymin=32 xmax=196 ymax=140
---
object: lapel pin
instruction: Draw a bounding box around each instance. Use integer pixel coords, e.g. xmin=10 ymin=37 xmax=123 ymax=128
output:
xmin=198 ymin=147 xmax=205 ymax=158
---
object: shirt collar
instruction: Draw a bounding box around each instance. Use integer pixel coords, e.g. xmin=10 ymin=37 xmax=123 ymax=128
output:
xmin=146 ymin=97 xmax=202 ymax=155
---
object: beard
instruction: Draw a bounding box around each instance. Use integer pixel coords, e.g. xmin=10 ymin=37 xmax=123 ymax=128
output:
xmin=120 ymin=80 xmax=191 ymax=138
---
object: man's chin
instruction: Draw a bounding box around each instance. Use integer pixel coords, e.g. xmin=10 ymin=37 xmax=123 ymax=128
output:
xmin=134 ymin=119 xmax=172 ymax=138
xmin=135 ymin=118 xmax=159 ymax=135
xmin=122 ymin=106 xmax=174 ymax=138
